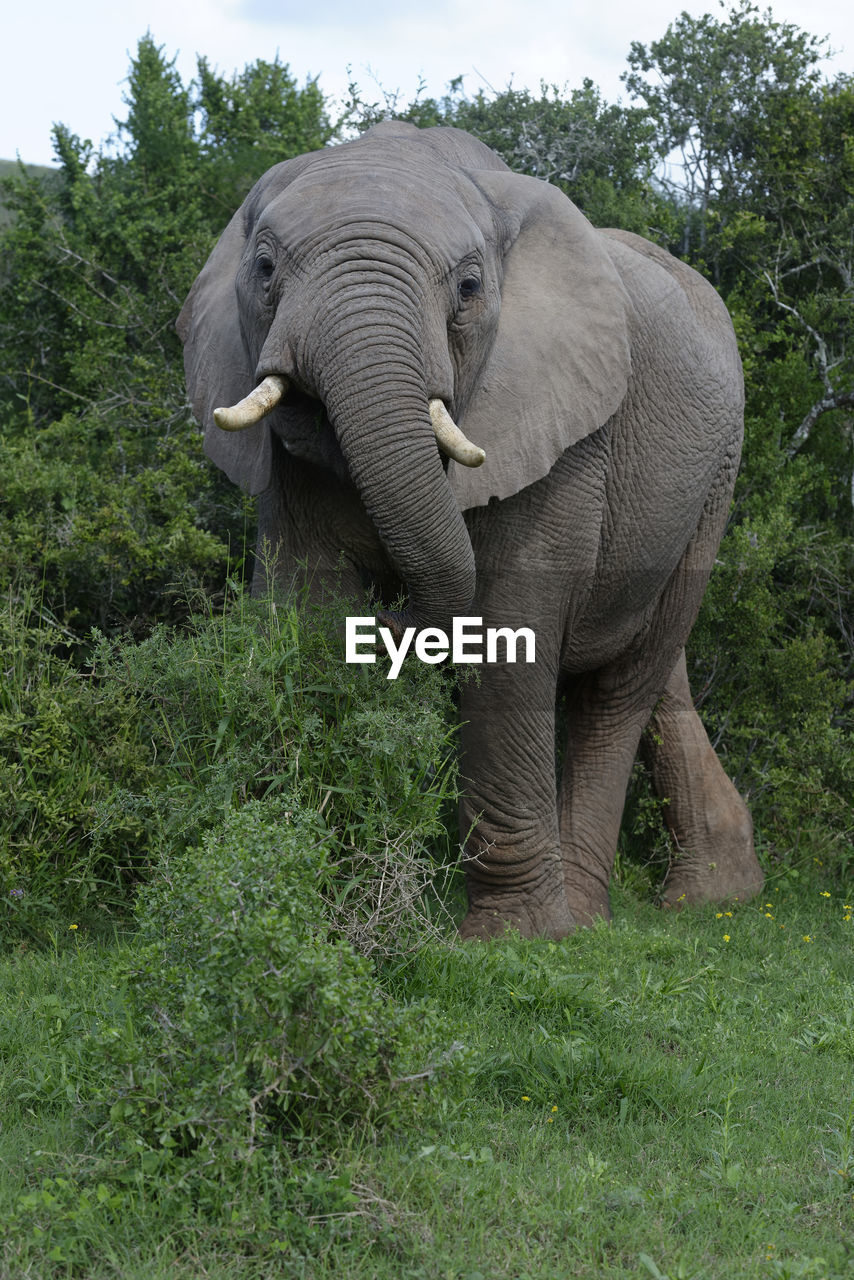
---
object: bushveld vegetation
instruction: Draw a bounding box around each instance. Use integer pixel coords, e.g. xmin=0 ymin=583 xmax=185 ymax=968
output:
xmin=0 ymin=2 xmax=852 ymax=1274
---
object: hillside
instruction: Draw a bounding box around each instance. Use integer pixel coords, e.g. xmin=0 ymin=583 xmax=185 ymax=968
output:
xmin=0 ymin=158 xmax=59 ymax=225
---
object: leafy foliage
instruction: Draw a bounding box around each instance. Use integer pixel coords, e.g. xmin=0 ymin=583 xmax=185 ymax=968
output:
xmin=0 ymin=412 xmax=242 ymax=633
xmin=0 ymin=586 xmax=158 ymax=934
xmin=0 ymin=36 xmax=332 ymax=633
xmin=195 ymin=55 xmax=329 ymax=215
xmin=622 ymin=0 xmax=829 ymax=232
xmin=2 ymin=586 xmax=459 ymax=943
xmin=623 ymin=2 xmax=854 ymax=490
xmin=91 ymin=801 xmax=449 ymax=1199
xmin=689 ymin=514 xmax=853 ymax=870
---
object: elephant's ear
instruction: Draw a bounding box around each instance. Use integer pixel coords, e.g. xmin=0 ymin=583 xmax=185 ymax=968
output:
xmin=177 ymin=154 xmax=319 ymax=494
xmin=447 ymin=172 xmax=634 ymax=510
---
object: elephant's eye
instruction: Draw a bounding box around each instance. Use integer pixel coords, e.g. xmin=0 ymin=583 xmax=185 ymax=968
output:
xmin=256 ymin=253 xmax=276 ymax=282
xmin=459 ymin=276 xmax=482 ymax=301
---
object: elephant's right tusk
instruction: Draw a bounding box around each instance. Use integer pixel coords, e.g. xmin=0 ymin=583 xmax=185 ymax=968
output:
xmin=429 ymin=400 xmax=486 ymax=467
xmin=213 ymin=374 xmax=289 ymax=431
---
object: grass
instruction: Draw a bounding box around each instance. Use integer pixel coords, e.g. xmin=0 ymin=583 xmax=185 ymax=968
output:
xmin=365 ymin=883 xmax=854 ymax=1279
xmin=3 ymin=877 xmax=853 ymax=1279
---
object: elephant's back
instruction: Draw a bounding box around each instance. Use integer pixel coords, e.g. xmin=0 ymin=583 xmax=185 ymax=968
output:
xmin=598 ymin=229 xmax=741 ymax=383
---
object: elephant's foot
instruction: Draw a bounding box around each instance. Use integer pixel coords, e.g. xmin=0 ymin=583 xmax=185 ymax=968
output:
xmin=660 ymin=812 xmax=763 ymax=908
xmin=562 ymin=862 xmax=612 ymax=929
xmin=655 ymin=747 xmax=763 ymax=908
xmin=460 ymin=873 xmax=575 ymax=941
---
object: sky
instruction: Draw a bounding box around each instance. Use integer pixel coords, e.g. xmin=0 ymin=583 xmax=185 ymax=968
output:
xmin=3 ymin=0 xmax=853 ymax=167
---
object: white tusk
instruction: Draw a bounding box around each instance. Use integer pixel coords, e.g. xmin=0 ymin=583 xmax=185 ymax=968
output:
xmin=213 ymin=374 xmax=288 ymax=431
xmin=428 ymin=399 xmax=485 ymax=467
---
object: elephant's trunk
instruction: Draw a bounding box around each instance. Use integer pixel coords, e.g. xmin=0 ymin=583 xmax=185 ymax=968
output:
xmin=299 ymin=280 xmax=477 ymax=633
xmin=326 ymin=377 xmax=476 ymax=636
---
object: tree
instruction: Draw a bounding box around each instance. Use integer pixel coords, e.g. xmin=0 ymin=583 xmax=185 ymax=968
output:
xmin=622 ymin=0 xmax=829 ymax=253
xmin=757 ymin=77 xmax=854 ymax=480
xmin=0 ymin=36 xmax=335 ymax=425
xmin=0 ymin=35 xmax=334 ymax=631
xmin=195 ymin=57 xmax=332 ymax=216
xmin=622 ymin=4 xmax=853 ymax=509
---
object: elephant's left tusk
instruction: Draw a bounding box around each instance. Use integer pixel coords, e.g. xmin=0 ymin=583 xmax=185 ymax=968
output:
xmin=429 ymin=400 xmax=485 ymax=467
xmin=213 ymin=374 xmax=288 ymax=431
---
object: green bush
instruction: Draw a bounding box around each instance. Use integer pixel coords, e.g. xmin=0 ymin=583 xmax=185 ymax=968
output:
xmin=688 ymin=509 xmax=853 ymax=873
xmin=0 ymin=587 xmax=157 ymax=936
xmin=92 ymin=802 xmax=440 ymax=1173
xmin=90 ymin=589 xmax=460 ymax=950
xmin=71 ymin=798 xmax=468 ymax=1260
xmin=2 ymin=586 xmax=460 ymax=943
xmin=2 ymin=802 xmax=468 ymax=1267
xmin=3 ymin=588 xmax=465 ymax=1259
xmin=0 ymin=412 xmax=247 ymax=635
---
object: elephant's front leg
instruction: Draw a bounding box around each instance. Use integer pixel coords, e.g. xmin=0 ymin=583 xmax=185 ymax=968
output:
xmin=458 ymin=659 xmax=573 ymax=941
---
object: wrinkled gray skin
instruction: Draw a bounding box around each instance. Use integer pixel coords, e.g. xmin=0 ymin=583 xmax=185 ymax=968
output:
xmin=179 ymin=122 xmax=763 ymax=939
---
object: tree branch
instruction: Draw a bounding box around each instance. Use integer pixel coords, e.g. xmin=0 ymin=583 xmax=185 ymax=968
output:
xmin=762 ymin=265 xmax=854 ymax=471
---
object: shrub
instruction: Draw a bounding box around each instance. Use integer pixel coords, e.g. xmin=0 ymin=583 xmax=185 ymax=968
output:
xmin=688 ymin=509 xmax=853 ymax=873
xmin=91 ymin=588 xmax=460 ymax=949
xmin=0 ymin=411 xmax=247 ymax=636
xmin=96 ymin=804 xmax=421 ymax=1150
xmin=2 ymin=586 xmax=460 ymax=942
xmin=79 ymin=799 xmax=463 ymax=1246
xmin=0 ymin=586 xmax=156 ymax=936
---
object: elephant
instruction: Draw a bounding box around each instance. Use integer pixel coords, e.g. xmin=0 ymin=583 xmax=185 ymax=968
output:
xmin=178 ymin=120 xmax=763 ymax=940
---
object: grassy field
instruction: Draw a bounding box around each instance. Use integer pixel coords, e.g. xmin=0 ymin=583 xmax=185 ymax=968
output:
xmin=3 ymin=873 xmax=853 ymax=1279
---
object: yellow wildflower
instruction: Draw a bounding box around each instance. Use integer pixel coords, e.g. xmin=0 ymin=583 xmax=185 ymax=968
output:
xmin=723 ymin=934 xmax=731 ymax=942
xmin=69 ymin=924 xmax=78 ymax=931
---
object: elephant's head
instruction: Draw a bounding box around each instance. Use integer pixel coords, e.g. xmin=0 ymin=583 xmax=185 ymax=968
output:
xmin=178 ymin=121 xmax=633 ymax=632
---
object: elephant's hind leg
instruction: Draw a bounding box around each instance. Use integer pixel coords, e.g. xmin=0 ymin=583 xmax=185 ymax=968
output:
xmin=641 ymin=650 xmax=763 ymax=907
